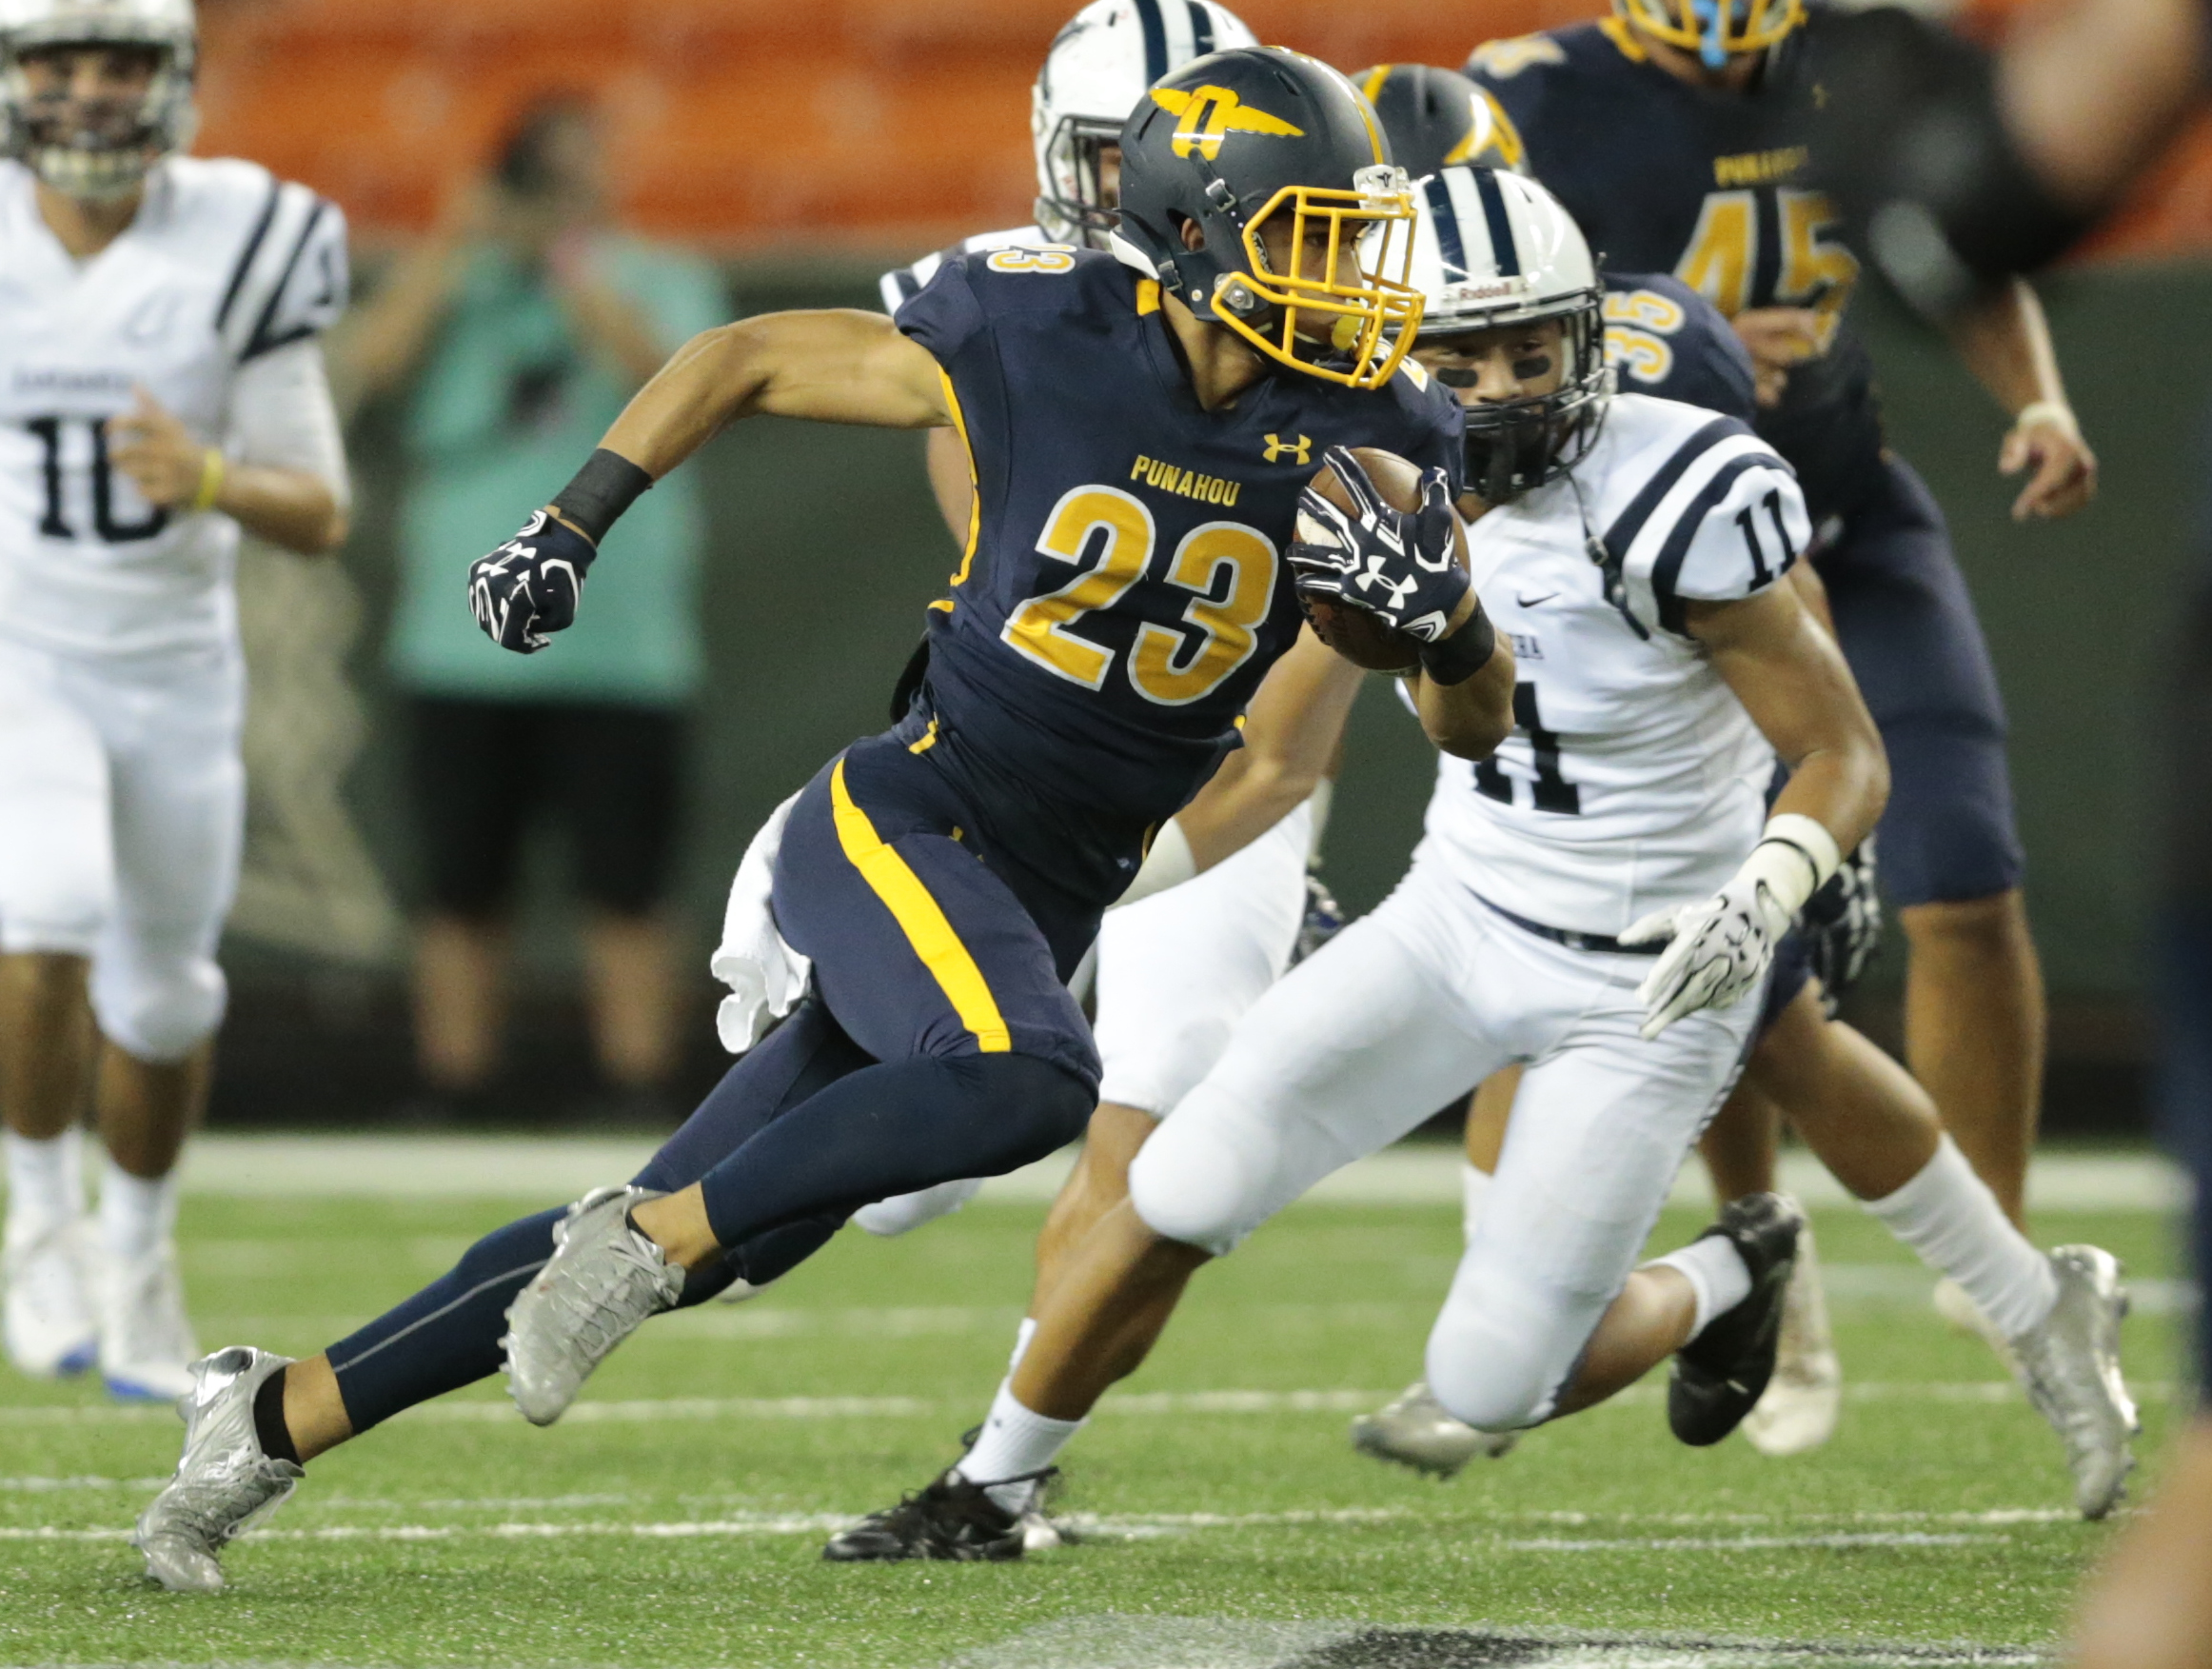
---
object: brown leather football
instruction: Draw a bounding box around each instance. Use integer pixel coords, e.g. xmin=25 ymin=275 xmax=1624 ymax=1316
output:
xmin=1297 ymin=447 xmax=1468 ymax=674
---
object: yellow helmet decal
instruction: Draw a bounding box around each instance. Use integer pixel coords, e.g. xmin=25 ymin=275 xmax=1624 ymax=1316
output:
xmin=1150 ymin=86 xmax=1306 ymax=162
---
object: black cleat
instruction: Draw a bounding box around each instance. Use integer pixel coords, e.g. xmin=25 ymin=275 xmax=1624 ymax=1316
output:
xmin=1668 ymin=1193 xmax=1806 ymax=1448
xmin=822 ymin=1467 xmax=1051 ymax=1563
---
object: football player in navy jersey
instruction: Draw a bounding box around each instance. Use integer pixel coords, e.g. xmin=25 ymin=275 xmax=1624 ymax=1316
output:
xmin=1464 ymin=1 xmax=2101 ymax=1267
xmin=128 ymin=48 xmax=1511 ymax=1595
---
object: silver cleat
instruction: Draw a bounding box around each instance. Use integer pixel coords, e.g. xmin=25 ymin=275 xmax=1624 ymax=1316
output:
xmin=1351 ymin=1381 xmax=1518 ymax=1478
xmin=2008 ymin=1244 xmax=2138 ymax=1520
xmin=1743 ymin=1215 xmax=1842 ymax=1458
xmin=132 ymin=1346 xmax=303 ymax=1593
xmin=502 ymin=1185 xmax=681 ymax=1426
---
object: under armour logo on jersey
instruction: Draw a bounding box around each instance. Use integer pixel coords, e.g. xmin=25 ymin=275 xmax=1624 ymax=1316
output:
xmin=1263 ymin=433 xmax=1313 ymax=465
xmin=1150 ymin=86 xmax=1305 ymax=161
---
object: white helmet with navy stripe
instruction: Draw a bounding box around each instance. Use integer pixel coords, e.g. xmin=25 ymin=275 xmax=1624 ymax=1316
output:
xmin=0 ymin=0 xmax=196 ymax=200
xmin=1411 ymin=165 xmax=1610 ymax=503
xmin=1031 ymin=0 xmax=1257 ymax=248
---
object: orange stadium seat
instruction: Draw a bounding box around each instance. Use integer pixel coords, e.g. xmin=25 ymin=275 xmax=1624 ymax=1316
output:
xmin=187 ymin=0 xmax=2212 ymax=259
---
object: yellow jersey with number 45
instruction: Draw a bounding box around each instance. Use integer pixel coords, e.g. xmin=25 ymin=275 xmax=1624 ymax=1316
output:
xmin=1467 ymin=7 xmax=1884 ymax=523
xmin=893 ymin=246 xmax=1461 ymax=825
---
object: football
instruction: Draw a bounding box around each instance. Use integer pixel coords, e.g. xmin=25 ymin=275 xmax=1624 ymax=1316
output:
xmin=1297 ymin=447 xmax=1470 ymax=674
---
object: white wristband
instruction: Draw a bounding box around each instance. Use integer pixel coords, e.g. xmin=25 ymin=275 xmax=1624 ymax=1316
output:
xmin=2010 ymin=399 xmax=2079 ymax=440
xmin=1741 ymin=812 xmax=1842 ymax=920
xmin=1111 ymin=819 xmax=1196 ymax=910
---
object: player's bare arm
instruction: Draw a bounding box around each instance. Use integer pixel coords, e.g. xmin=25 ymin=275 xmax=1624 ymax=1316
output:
xmin=1623 ymin=578 xmax=1890 ymax=1040
xmin=601 ymin=308 xmax=951 ymax=482
xmin=105 ymin=387 xmax=346 ymax=556
xmin=1172 ymin=629 xmax=1364 ymax=873
xmin=1943 ymin=278 xmax=2097 ymax=522
xmin=1688 ymin=581 xmax=1887 ymax=859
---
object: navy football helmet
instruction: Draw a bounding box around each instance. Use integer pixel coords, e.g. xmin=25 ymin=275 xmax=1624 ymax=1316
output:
xmin=1112 ymin=46 xmax=1421 ymax=389
xmin=1355 ymin=64 xmax=1520 ymax=181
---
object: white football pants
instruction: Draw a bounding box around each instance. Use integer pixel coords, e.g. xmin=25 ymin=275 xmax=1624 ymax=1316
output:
xmin=1127 ymin=855 xmax=1760 ymax=1432
xmin=0 ymin=636 xmax=244 ymax=1061
xmin=849 ymin=797 xmax=1313 ymax=1238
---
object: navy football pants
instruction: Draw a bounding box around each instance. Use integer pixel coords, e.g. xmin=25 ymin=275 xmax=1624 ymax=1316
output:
xmin=1820 ymin=457 xmax=2026 ymax=908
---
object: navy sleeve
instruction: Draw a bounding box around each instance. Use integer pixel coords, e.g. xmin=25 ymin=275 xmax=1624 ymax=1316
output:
xmin=893 ymin=253 xmax=991 ymax=367
xmin=1602 ymin=272 xmax=1758 ymax=424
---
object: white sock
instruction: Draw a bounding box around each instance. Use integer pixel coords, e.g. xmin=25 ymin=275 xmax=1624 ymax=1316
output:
xmin=1864 ymin=1136 xmax=2057 ymax=1339
xmin=1650 ymin=1236 xmax=1754 ymax=1340
xmin=98 ymin=1159 xmax=176 ymax=1267
xmin=1006 ymin=1316 xmax=1038 ymax=1376
xmin=3 ymin=1128 xmax=85 ymax=1242
xmin=957 ymin=1379 xmax=1085 ymax=1511
xmin=1460 ymin=1161 xmax=1492 ymax=1246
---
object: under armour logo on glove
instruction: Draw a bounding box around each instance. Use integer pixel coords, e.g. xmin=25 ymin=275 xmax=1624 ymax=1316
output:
xmin=1620 ymin=874 xmax=1794 ymax=1041
xmin=1288 ymin=447 xmax=1466 ymax=643
xmin=468 ymin=510 xmax=597 ymax=654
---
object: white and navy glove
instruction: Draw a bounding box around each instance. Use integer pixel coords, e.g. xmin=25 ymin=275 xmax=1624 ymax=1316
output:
xmin=1621 ymin=814 xmax=1843 ymax=1040
xmin=468 ymin=509 xmax=598 ymax=654
xmin=1288 ymin=446 xmax=1467 ymax=643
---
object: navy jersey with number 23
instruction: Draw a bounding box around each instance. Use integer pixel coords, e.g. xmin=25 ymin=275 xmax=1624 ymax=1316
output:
xmin=894 ymin=247 xmax=1462 ymax=829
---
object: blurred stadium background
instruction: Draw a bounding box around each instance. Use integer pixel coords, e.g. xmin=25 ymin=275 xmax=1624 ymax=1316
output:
xmin=195 ymin=0 xmax=2212 ymax=1136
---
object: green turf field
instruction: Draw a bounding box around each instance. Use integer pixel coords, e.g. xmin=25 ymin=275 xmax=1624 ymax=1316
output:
xmin=0 ymin=1145 xmax=2187 ymax=1668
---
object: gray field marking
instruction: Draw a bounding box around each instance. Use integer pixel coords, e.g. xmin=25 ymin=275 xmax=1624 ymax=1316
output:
xmin=942 ymin=1617 xmax=2048 ymax=1669
xmin=166 ymin=1135 xmax=2186 ymax=1213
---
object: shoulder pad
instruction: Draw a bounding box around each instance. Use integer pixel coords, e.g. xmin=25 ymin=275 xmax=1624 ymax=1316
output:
xmin=209 ymin=171 xmax=349 ymax=364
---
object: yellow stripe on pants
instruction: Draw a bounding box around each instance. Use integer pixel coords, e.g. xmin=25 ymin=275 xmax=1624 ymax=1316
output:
xmin=829 ymin=757 xmax=1012 ymax=1053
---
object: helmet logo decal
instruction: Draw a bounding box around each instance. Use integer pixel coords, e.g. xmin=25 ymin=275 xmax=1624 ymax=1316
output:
xmin=1262 ymin=434 xmax=1313 ymax=466
xmin=1149 ymin=85 xmax=1305 ymax=161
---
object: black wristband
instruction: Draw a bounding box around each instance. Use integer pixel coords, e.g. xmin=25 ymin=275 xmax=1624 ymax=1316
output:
xmin=549 ymin=448 xmax=654 ymax=544
xmin=1418 ymin=605 xmax=1496 ymax=686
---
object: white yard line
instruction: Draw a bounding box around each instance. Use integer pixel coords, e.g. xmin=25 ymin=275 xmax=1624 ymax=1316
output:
xmin=160 ymin=1134 xmax=2188 ymax=1212
xmin=0 ymin=1514 xmax=2037 ymax=1550
xmin=0 ymin=1381 xmax=2180 ymax=1429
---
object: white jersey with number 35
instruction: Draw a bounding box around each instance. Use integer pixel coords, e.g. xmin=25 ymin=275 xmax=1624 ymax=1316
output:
xmin=0 ymin=156 xmax=347 ymax=660
xmin=1416 ymin=391 xmax=1813 ymax=938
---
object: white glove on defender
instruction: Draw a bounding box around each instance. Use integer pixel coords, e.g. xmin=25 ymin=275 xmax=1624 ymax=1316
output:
xmin=1621 ymin=814 xmax=1842 ymax=1041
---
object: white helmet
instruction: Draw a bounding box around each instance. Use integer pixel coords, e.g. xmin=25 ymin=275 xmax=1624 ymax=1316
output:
xmin=1 ymin=0 xmax=196 ymax=200
xmin=1408 ymin=166 xmax=1610 ymax=501
xmin=1030 ymin=0 xmax=1257 ymax=248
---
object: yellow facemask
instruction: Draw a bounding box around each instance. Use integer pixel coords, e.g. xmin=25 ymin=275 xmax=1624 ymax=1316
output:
xmin=1209 ymin=167 xmax=1426 ymax=391
xmin=1611 ymin=0 xmax=1805 ymax=68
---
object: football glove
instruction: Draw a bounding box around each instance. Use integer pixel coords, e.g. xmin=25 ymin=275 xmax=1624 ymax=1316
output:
xmin=1288 ymin=447 xmax=1466 ymax=643
xmin=1622 ymin=815 xmax=1841 ymax=1040
xmin=1799 ymin=838 xmax=1883 ymax=1016
xmin=468 ymin=509 xmax=597 ymax=654
xmin=1621 ymin=875 xmax=1792 ymax=1042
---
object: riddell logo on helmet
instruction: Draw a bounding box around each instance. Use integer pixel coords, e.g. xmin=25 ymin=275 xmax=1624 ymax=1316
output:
xmin=1441 ymin=277 xmax=1534 ymax=305
xmin=1149 ymin=86 xmax=1305 ymax=161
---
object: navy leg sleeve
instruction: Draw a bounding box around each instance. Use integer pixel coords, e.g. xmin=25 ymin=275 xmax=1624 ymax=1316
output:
xmin=327 ymin=1207 xmax=564 ymax=1434
xmin=697 ymin=1052 xmax=1094 ymax=1251
xmin=324 ymin=1003 xmax=873 ymax=1432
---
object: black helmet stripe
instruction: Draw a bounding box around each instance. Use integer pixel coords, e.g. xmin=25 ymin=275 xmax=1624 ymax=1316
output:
xmin=1472 ymin=167 xmax=1521 ymax=278
xmin=1186 ymin=1 xmax=1215 ymax=55
xmin=1134 ymin=0 xmax=1170 ymax=84
xmin=1424 ymin=174 xmax=1470 ymax=283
